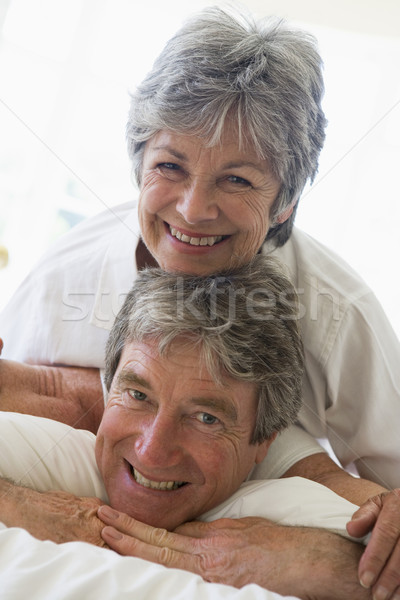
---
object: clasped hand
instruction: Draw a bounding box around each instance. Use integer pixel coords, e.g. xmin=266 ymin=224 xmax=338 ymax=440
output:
xmin=97 ymin=489 xmax=400 ymax=599
xmin=98 ymin=507 xmax=326 ymax=595
xmin=97 ymin=506 xmax=371 ymax=599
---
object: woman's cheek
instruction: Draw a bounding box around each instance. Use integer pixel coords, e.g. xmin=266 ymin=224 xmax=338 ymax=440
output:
xmin=139 ymin=173 xmax=173 ymax=214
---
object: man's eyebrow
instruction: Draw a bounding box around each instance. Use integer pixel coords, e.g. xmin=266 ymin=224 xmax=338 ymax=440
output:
xmin=116 ymin=370 xmax=152 ymax=390
xmin=190 ymin=395 xmax=238 ymax=423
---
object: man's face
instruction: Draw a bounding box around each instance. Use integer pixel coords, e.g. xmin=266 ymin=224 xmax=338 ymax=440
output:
xmin=95 ymin=338 xmax=272 ymax=530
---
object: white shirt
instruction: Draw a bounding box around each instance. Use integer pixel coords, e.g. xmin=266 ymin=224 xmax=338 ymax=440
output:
xmin=1 ymin=201 xmax=399 ymax=489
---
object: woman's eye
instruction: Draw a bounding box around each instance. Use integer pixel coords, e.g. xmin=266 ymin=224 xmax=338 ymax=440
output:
xmin=227 ymin=175 xmax=251 ymax=187
xmin=156 ymin=162 xmax=183 ymax=180
xmin=157 ymin=162 xmax=180 ymax=171
xmin=128 ymin=389 xmax=147 ymax=401
xmin=196 ymin=412 xmax=219 ymax=426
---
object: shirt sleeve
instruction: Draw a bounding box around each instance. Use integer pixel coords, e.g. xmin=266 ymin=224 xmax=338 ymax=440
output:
xmin=322 ymin=294 xmax=400 ymax=490
xmin=0 ymin=223 xmax=111 ymax=367
xmin=0 ymin=202 xmax=136 ymax=368
xmin=268 ymin=230 xmax=400 ymax=488
xmin=249 ymin=425 xmax=326 ymax=480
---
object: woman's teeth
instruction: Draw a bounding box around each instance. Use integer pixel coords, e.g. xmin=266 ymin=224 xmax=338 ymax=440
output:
xmin=170 ymin=227 xmax=223 ymax=247
xmin=133 ymin=467 xmax=185 ymax=491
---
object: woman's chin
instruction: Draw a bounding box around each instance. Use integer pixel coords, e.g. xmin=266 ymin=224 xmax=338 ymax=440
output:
xmin=154 ymin=239 xmax=243 ymax=275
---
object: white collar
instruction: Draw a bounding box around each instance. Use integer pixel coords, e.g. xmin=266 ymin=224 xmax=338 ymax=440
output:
xmin=89 ymin=203 xmax=141 ymax=331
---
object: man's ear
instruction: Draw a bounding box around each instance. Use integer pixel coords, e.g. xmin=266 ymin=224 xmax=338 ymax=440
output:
xmin=255 ymin=431 xmax=277 ymax=464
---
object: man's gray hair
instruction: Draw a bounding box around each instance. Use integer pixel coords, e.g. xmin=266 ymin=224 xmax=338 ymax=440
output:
xmin=104 ymin=255 xmax=304 ymax=443
xmin=126 ymin=6 xmax=327 ymax=247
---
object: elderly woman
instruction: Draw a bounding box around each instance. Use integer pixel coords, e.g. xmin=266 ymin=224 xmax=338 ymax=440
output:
xmin=0 ymin=5 xmax=399 ymax=597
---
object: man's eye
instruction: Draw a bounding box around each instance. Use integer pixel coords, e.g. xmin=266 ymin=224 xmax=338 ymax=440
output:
xmin=196 ymin=412 xmax=219 ymax=425
xmin=128 ymin=389 xmax=147 ymax=401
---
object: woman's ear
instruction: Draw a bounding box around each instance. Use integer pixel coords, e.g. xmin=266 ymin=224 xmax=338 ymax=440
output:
xmin=275 ymin=203 xmax=295 ymax=224
xmin=255 ymin=431 xmax=277 ymax=464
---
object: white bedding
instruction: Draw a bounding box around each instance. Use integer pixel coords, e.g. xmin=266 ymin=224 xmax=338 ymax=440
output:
xmin=0 ymin=413 xmax=363 ymax=599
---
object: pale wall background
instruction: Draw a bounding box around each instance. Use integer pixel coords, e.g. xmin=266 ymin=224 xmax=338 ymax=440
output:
xmin=0 ymin=0 xmax=399 ymax=337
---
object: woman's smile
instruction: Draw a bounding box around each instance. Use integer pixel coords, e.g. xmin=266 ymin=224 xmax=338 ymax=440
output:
xmin=166 ymin=223 xmax=230 ymax=249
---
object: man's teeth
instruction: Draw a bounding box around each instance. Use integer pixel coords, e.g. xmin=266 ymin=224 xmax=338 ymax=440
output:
xmin=133 ymin=468 xmax=185 ymax=491
xmin=170 ymin=227 xmax=223 ymax=247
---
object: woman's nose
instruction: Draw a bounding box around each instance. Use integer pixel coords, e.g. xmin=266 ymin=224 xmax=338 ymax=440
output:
xmin=175 ymin=181 xmax=219 ymax=224
xmin=134 ymin=416 xmax=184 ymax=469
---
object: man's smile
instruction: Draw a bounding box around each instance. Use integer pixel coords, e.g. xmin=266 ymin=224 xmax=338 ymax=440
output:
xmin=129 ymin=462 xmax=188 ymax=491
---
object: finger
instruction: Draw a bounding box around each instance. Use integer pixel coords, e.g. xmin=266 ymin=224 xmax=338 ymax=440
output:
xmin=371 ymin=542 xmax=400 ymax=600
xmin=101 ymin=525 xmax=203 ymax=575
xmin=346 ymin=501 xmax=380 ymax=538
xmin=98 ymin=505 xmax=201 ymax=552
xmin=358 ymin=492 xmax=400 ymax=589
xmin=0 ymin=338 xmax=3 ymax=354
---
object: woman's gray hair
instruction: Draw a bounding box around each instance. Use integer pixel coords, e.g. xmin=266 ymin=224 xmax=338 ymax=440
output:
xmin=104 ymin=255 xmax=304 ymax=443
xmin=126 ymin=6 xmax=327 ymax=247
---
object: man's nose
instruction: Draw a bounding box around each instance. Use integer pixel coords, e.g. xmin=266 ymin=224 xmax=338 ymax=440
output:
xmin=134 ymin=415 xmax=184 ymax=469
xmin=175 ymin=180 xmax=219 ymax=224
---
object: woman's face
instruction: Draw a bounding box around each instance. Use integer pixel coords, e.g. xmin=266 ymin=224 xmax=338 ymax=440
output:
xmin=138 ymin=125 xmax=281 ymax=275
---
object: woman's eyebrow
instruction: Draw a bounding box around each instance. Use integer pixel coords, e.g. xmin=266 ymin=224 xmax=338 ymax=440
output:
xmin=152 ymin=145 xmax=187 ymax=161
xmin=223 ymin=161 xmax=266 ymax=175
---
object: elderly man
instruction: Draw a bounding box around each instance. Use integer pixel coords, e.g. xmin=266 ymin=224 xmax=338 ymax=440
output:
xmin=0 ymin=256 xmax=371 ymax=599
xmin=95 ymin=255 xmax=302 ymax=531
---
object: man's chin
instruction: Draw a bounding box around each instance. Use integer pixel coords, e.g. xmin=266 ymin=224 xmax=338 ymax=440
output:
xmin=110 ymin=498 xmax=193 ymax=531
